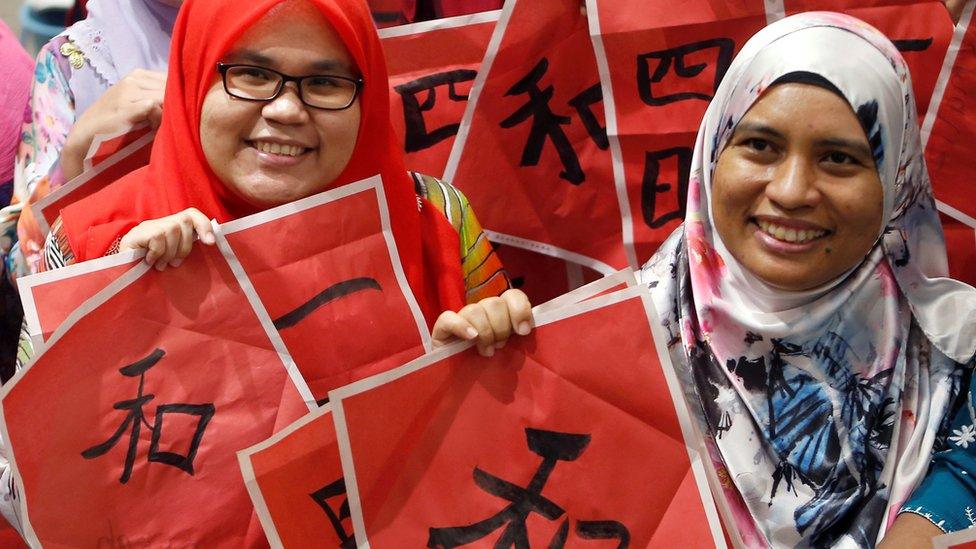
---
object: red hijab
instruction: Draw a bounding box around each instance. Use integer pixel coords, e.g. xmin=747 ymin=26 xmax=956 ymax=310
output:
xmin=61 ymin=0 xmax=465 ymax=325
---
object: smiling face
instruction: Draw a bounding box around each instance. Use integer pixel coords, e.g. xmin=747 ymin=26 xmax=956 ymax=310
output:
xmin=199 ymin=3 xmax=361 ymax=208
xmin=711 ymin=83 xmax=885 ymax=291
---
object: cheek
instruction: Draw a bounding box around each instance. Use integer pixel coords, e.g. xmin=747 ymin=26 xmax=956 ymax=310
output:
xmin=711 ymin=154 xmax=759 ymax=229
xmin=318 ymin=107 xmax=361 ymax=165
xmin=199 ymin=90 xmax=248 ymax=174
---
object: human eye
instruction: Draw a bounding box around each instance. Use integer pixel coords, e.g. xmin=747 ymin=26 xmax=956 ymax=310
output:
xmin=305 ymin=75 xmax=342 ymax=89
xmin=823 ymin=151 xmax=860 ymax=166
xmin=745 ymin=138 xmax=771 ymax=152
xmin=235 ymin=66 xmax=274 ymax=82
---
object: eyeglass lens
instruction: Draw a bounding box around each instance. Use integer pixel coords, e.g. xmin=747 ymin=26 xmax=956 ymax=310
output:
xmin=224 ymin=66 xmax=358 ymax=109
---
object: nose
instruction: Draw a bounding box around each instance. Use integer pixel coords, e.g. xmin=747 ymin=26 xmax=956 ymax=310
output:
xmin=261 ymin=82 xmax=310 ymax=125
xmin=764 ymin=152 xmax=821 ymax=210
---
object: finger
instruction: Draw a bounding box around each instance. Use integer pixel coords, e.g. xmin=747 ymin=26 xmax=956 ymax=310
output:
xmin=145 ymin=232 xmax=167 ymax=267
xmin=146 ymin=102 xmax=164 ymax=129
xmin=126 ymin=99 xmax=163 ymax=126
xmin=186 ymin=209 xmax=216 ymax=245
xmin=172 ymin=216 xmax=195 ymax=267
xmin=480 ymin=297 xmax=512 ymax=348
xmin=431 ymin=311 xmax=479 ymax=347
xmin=502 ymin=289 xmax=534 ymax=336
xmin=459 ymin=304 xmax=495 ymax=356
xmin=155 ymin=224 xmax=181 ymax=270
xmin=119 ymin=227 xmax=147 ymax=253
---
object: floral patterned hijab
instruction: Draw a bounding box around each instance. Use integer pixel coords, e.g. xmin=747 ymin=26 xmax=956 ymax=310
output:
xmin=641 ymin=12 xmax=976 ymax=547
xmin=64 ymin=0 xmax=179 ymax=116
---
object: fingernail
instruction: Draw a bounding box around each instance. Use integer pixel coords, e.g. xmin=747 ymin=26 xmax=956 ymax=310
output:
xmin=483 ymin=347 xmax=495 ymax=357
xmin=170 ymin=258 xmax=183 ymax=268
xmin=202 ymin=233 xmax=215 ymax=245
xmin=465 ymin=327 xmax=479 ymax=339
xmin=517 ymin=322 xmax=531 ymax=336
xmin=494 ymin=341 xmax=505 ymax=349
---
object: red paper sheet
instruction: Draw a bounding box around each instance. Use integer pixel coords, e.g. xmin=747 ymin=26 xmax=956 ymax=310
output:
xmin=444 ymin=0 xmax=628 ymax=275
xmin=0 ymin=244 xmax=310 ymax=547
xmin=589 ymin=0 xmax=768 ymax=266
xmin=18 ymin=250 xmax=143 ymax=345
xmin=381 ymin=11 xmax=499 ymax=178
xmin=331 ymin=286 xmax=724 ymax=547
xmin=494 ymin=244 xmax=587 ymax=304
xmin=781 ymin=1 xmax=953 ymax=117
xmin=217 ymin=176 xmax=431 ymax=404
xmin=239 ymin=404 xmax=353 ymax=548
xmin=924 ymin=2 xmax=976 ymax=226
xmin=942 ymin=213 xmax=976 ymax=288
xmin=32 ymin=128 xmax=155 ymax=235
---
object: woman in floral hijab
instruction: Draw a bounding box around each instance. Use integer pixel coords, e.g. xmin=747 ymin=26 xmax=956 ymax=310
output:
xmin=640 ymin=11 xmax=976 ymax=547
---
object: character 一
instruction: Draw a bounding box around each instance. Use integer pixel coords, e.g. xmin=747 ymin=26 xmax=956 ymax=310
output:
xmin=81 ymin=349 xmax=215 ymax=484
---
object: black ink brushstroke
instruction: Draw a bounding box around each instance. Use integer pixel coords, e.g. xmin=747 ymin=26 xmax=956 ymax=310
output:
xmin=272 ymin=278 xmax=382 ymax=330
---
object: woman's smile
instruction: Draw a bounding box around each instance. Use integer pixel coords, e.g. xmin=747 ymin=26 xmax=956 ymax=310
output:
xmin=752 ymin=215 xmax=831 ymax=253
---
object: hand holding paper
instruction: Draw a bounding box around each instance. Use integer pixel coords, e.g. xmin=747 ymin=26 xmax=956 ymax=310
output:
xmin=119 ymin=207 xmax=216 ymax=270
xmin=431 ymin=288 xmax=533 ymax=356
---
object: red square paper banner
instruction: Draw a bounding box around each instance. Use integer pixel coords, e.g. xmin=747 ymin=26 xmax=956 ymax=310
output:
xmin=588 ymin=0 xmax=769 ymax=266
xmin=922 ymin=1 xmax=976 ymax=228
xmin=18 ymin=249 xmax=143 ymax=346
xmin=0 ymin=244 xmax=311 ymax=546
xmin=216 ymin=176 xmax=431 ymax=406
xmin=330 ymin=286 xmax=725 ymax=547
xmin=381 ymin=10 xmax=500 ymax=178
xmin=31 ymin=128 xmax=155 ymax=235
xmin=238 ymin=403 xmax=354 ymax=548
xmin=444 ymin=0 xmax=629 ymax=275
xmin=777 ymin=0 xmax=953 ymax=117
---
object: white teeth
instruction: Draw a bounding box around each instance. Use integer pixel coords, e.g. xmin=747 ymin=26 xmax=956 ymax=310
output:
xmin=756 ymin=219 xmax=827 ymax=244
xmin=253 ymin=141 xmax=305 ymax=157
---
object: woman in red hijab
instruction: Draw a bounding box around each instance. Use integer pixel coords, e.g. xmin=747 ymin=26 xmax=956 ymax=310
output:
xmin=49 ymin=0 xmax=530 ymax=356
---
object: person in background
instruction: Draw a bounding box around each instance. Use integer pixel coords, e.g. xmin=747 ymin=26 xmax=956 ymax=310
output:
xmin=6 ymin=0 xmax=181 ymax=280
xmin=0 ymin=22 xmax=34 ymax=384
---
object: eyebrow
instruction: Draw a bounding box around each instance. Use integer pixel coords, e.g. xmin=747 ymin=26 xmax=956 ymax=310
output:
xmin=734 ymin=121 xmax=873 ymax=159
xmin=224 ymin=49 xmax=353 ymax=74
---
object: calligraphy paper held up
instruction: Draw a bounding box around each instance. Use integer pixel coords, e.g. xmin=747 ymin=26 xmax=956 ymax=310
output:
xmin=18 ymin=249 xmax=144 ymax=346
xmin=923 ymin=0 xmax=976 ymax=227
xmin=444 ymin=0 xmax=628 ymax=275
xmin=588 ymin=0 xmax=768 ymax=267
xmin=32 ymin=127 xmax=155 ymax=236
xmin=0 ymin=244 xmax=311 ymax=547
xmin=331 ymin=285 xmax=725 ymax=548
xmin=217 ymin=176 xmax=431 ymax=406
xmin=381 ymin=10 xmax=500 ymax=178
xmin=238 ymin=403 xmax=354 ymax=549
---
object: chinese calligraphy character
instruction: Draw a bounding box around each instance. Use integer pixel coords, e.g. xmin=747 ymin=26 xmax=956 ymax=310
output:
xmin=568 ymin=83 xmax=610 ymax=151
xmin=427 ymin=427 xmax=630 ymax=548
xmin=395 ymin=70 xmax=478 ymax=152
xmin=272 ymin=277 xmax=382 ymax=330
xmin=641 ymin=147 xmax=691 ymax=229
xmin=501 ymin=58 xmax=585 ymax=185
xmin=82 ymin=349 xmax=215 ymax=484
xmin=637 ymin=39 xmax=734 ymax=106
xmin=311 ymin=477 xmax=356 ymax=549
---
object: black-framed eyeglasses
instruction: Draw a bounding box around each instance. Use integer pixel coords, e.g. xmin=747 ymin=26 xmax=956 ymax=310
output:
xmin=216 ymin=63 xmax=363 ymax=110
